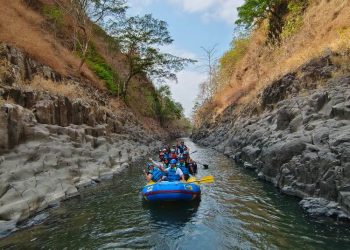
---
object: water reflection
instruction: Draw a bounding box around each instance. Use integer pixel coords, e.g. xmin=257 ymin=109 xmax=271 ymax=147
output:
xmin=143 ymin=201 xmax=199 ymax=226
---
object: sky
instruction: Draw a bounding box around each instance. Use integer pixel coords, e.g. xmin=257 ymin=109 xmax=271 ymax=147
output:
xmin=127 ymin=0 xmax=245 ymax=117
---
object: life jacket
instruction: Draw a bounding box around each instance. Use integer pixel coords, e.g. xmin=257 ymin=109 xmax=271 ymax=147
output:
xmin=150 ymin=168 xmax=163 ymax=182
xmin=169 ymin=152 xmax=177 ymax=159
xmin=177 ymin=162 xmax=189 ymax=175
xmin=167 ymin=167 xmax=180 ymax=181
xmin=177 ymin=145 xmax=187 ymax=154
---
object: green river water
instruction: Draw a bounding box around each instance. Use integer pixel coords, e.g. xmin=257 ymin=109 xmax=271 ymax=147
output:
xmin=1 ymin=139 xmax=350 ymax=249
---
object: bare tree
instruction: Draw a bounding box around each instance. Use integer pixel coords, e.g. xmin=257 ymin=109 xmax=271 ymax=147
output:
xmin=55 ymin=0 xmax=127 ymax=71
xmin=198 ymin=45 xmax=220 ymax=101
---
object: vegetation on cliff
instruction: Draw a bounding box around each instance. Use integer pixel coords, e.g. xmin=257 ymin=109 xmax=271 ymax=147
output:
xmin=192 ymin=0 xmax=350 ymax=127
xmin=0 ymin=0 xmax=192 ymax=131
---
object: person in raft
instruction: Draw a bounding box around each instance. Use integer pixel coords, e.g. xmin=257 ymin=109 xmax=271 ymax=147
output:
xmin=177 ymin=156 xmax=192 ymax=181
xmin=165 ymin=159 xmax=185 ymax=181
xmin=143 ymin=162 xmax=166 ymax=182
xmin=176 ymin=140 xmax=188 ymax=155
xmin=147 ymin=158 xmax=185 ymax=182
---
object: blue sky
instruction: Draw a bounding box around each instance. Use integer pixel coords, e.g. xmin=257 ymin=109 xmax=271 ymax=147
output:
xmin=127 ymin=0 xmax=245 ymax=117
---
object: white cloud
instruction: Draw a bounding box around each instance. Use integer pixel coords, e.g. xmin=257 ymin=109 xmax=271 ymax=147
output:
xmin=126 ymin=0 xmax=245 ymax=24
xmin=127 ymin=0 xmax=155 ymax=15
xmin=166 ymin=69 xmax=207 ymax=118
xmin=159 ymin=46 xmax=203 ymax=117
xmin=168 ymin=0 xmax=245 ymax=24
xmin=160 ymin=44 xmax=198 ymax=60
xmin=168 ymin=0 xmax=214 ymax=12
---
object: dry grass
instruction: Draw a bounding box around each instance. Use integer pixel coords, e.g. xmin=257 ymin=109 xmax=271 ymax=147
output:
xmin=25 ymin=75 xmax=80 ymax=98
xmin=0 ymin=0 xmax=103 ymax=89
xmin=211 ymin=0 xmax=350 ymax=116
xmin=0 ymin=95 xmax=16 ymax=105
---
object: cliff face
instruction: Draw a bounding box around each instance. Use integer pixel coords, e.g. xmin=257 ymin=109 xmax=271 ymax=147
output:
xmin=192 ymin=51 xmax=350 ymax=219
xmin=0 ymin=44 xmax=168 ymax=236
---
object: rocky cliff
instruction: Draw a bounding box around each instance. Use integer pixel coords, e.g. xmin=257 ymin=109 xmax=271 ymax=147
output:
xmin=0 ymin=44 xmax=170 ymax=236
xmin=192 ymin=51 xmax=350 ymax=219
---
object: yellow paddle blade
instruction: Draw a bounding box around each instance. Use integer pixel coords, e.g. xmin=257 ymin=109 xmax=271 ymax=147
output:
xmin=186 ymin=175 xmax=214 ymax=184
xmin=198 ymin=175 xmax=214 ymax=183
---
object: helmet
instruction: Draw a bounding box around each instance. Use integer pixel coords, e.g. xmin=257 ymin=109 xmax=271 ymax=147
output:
xmin=170 ymin=159 xmax=177 ymax=164
xmin=163 ymin=148 xmax=167 ymax=152
xmin=170 ymin=149 xmax=175 ymax=153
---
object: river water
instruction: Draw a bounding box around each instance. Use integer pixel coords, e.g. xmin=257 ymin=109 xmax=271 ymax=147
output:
xmin=1 ymin=138 xmax=350 ymax=249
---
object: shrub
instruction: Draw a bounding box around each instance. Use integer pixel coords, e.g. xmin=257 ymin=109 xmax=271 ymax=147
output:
xmin=83 ymin=44 xmax=120 ymax=95
xmin=281 ymin=0 xmax=308 ymax=40
xmin=219 ymin=37 xmax=250 ymax=85
xmin=43 ymin=5 xmax=63 ymax=27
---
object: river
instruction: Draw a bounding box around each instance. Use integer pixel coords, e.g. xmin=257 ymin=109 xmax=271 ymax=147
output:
xmin=1 ymin=138 xmax=350 ymax=249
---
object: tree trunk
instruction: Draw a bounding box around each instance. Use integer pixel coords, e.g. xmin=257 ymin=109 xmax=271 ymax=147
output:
xmin=121 ymin=74 xmax=133 ymax=101
xmin=267 ymin=0 xmax=289 ymax=45
xmin=78 ymin=37 xmax=89 ymax=72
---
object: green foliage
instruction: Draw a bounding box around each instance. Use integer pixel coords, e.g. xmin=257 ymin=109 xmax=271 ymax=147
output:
xmin=43 ymin=5 xmax=64 ymax=27
xmin=139 ymin=84 xmax=184 ymax=125
xmin=108 ymin=14 xmax=196 ymax=97
xmin=236 ymin=0 xmax=272 ymax=29
xmin=220 ymin=38 xmax=250 ymax=71
xmin=142 ymin=87 xmax=158 ymax=117
xmin=218 ymin=37 xmax=250 ymax=87
xmin=281 ymin=0 xmax=308 ymax=39
xmin=236 ymin=0 xmax=290 ymax=43
xmin=84 ymin=44 xmax=120 ymax=95
xmin=154 ymin=85 xmax=184 ymax=125
xmin=87 ymin=0 xmax=128 ymax=24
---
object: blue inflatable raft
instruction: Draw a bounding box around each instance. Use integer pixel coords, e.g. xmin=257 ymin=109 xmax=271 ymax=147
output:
xmin=142 ymin=177 xmax=201 ymax=202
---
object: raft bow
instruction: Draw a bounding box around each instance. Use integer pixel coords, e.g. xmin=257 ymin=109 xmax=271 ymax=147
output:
xmin=141 ymin=176 xmax=201 ymax=202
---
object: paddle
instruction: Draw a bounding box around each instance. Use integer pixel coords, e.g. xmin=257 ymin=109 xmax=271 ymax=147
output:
xmin=187 ymin=175 xmax=214 ymax=184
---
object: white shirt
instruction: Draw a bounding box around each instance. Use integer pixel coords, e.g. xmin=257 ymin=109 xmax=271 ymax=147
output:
xmin=165 ymin=167 xmax=183 ymax=176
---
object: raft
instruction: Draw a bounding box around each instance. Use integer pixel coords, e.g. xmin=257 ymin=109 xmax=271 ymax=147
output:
xmin=141 ymin=176 xmax=201 ymax=202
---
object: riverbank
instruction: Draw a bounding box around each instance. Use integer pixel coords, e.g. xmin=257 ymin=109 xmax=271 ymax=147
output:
xmin=192 ymin=52 xmax=350 ymax=220
xmin=0 ymin=44 xmax=180 ymax=237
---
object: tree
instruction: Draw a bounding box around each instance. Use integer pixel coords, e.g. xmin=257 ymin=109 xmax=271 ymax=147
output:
xmin=236 ymin=0 xmax=289 ymax=43
xmin=109 ymin=14 xmax=196 ymax=98
xmin=55 ymin=0 xmax=127 ymax=71
xmin=154 ymin=85 xmax=184 ymax=125
xmin=200 ymin=45 xmax=221 ymax=100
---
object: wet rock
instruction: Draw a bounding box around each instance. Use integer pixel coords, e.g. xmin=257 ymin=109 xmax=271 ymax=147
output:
xmin=241 ymin=146 xmax=261 ymax=163
xmin=243 ymin=161 xmax=255 ymax=169
xmin=18 ymin=212 xmax=49 ymax=229
xmin=0 ymin=220 xmax=17 ymax=238
xmin=300 ymin=197 xmax=349 ymax=220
